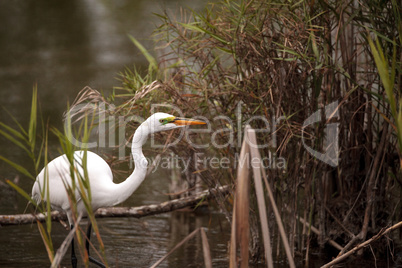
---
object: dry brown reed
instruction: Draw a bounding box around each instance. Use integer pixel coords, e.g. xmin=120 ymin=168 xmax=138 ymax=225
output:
xmin=230 ymin=125 xmax=295 ymax=267
xmin=58 ymin=0 xmax=401 ymax=265
xmin=144 ymin=0 xmax=401 ymax=264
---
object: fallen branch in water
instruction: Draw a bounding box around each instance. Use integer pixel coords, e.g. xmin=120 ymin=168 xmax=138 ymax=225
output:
xmin=321 ymin=220 xmax=402 ymax=268
xmin=0 ymin=185 xmax=230 ymax=226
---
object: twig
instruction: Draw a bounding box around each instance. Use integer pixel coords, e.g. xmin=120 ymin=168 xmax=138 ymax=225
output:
xmin=150 ymin=228 xmax=200 ymax=268
xmin=324 ymin=205 xmax=355 ymax=238
xmin=297 ymin=213 xmax=343 ymax=251
xmin=321 ymin=221 xmax=402 ymax=268
xmin=260 ymin=153 xmax=296 ymax=267
xmin=360 ymin=123 xmax=388 ymax=242
xmin=51 ymin=213 xmax=83 ymax=268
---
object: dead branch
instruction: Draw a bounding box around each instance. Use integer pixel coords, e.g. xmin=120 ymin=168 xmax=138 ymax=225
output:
xmin=0 ymin=186 xmax=230 ymax=226
xmin=297 ymin=212 xmax=343 ymax=251
xmin=360 ymin=123 xmax=388 ymax=242
xmin=150 ymin=227 xmax=202 ymax=268
xmin=321 ymin=221 xmax=402 ymax=268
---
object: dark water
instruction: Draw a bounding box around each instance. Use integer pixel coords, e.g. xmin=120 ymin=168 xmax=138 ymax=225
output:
xmin=0 ymin=211 xmax=232 ymax=267
xmin=0 ymin=1 xmax=238 ymax=267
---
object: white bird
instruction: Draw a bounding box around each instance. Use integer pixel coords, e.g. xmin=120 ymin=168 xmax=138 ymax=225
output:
xmin=31 ymin=112 xmax=206 ymax=268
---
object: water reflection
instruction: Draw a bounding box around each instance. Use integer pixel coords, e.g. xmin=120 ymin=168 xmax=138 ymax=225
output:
xmin=167 ymin=210 xmax=231 ymax=267
xmin=0 ymin=212 xmax=231 ymax=268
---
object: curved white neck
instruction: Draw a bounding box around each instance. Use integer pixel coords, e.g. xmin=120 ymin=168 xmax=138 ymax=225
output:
xmin=112 ymin=122 xmax=150 ymax=205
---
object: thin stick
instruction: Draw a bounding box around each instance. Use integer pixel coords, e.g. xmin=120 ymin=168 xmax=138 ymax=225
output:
xmin=200 ymin=228 xmax=212 ymax=268
xmin=360 ymin=123 xmax=388 ymax=241
xmin=321 ymin=221 xmax=402 ymax=268
xmin=150 ymin=228 xmax=200 ymax=268
xmin=260 ymin=158 xmax=296 ymax=268
xmin=51 ymin=213 xmax=83 ymax=268
xmin=325 ymin=205 xmax=355 ymax=238
xmin=247 ymin=128 xmax=274 ymax=267
xmin=296 ymin=212 xmax=343 ymax=251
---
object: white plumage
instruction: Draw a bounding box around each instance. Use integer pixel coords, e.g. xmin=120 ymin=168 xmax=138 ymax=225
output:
xmin=31 ymin=112 xmax=205 ymax=267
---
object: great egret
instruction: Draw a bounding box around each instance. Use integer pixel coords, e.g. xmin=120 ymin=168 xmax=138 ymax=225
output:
xmin=31 ymin=112 xmax=206 ymax=268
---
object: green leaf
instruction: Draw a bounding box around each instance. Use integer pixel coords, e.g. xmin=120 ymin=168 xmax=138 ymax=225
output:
xmin=216 ymin=46 xmax=233 ymax=54
xmin=36 ymin=221 xmax=54 ymax=262
xmin=0 ymin=128 xmax=30 ymax=155
xmin=128 ymin=35 xmax=158 ymax=72
xmin=2 ymin=108 xmax=28 ymax=137
xmin=6 ymin=179 xmax=37 ymax=205
xmin=0 ymin=155 xmax=34 ymax=179
xmin=0 ymin=122 xmax=26 ymax=141
xmin=367 ymin=35 xmax=395 ymax=116
xmin=28 ymin=85 xmax=38 ymax=152
xmin=179 ymin=22 xmax=230 ymax=45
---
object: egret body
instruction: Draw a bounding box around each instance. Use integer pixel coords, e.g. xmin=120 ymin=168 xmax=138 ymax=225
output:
xmin=31 ymin=112 xmax=205 ymax=267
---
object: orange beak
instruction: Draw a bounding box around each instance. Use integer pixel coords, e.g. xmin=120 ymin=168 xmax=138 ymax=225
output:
xmin=173 ymin=118 xmax=206 ymax=126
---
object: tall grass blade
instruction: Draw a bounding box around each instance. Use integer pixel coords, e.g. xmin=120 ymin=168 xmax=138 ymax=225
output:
xmin=0 ymin=87 xmax=41 ymax=178
xmin=1 ymin=155 xmax=34 ymax=179
xmin=2 ymin=108 xmax=28 ymax=137
xmin=28 ymin=85 xmax=38 ymax=152
xmin=368 ymin=34 xmax=402 ymax=154
xmin=37 ymin=220 xmax=54 ymax=263
xmin=44 ymin=131 xmax=52 ymax=236
xmin=260 ymin=159 xmax=295 ymax=268
xmin=236 ymin=125 xmax=251 ymax=268
xmin=0 ymin=123 xmax=30 ymax=154
xmin=179 ymin=22 xmax=230 ymax=45
xmin=200 ymin=228 xmax=212 ymax=268
xmin=6 ymin=179 xmax=37 ymax=206
xmin=247 ymin=128 xmax=274 ymax=267
xmin=128 ymin=35 xmax=158 ymax=72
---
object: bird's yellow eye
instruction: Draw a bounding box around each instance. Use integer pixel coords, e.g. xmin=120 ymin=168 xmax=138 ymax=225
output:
xmin=159 ymin=117 xmax=175 ymax=125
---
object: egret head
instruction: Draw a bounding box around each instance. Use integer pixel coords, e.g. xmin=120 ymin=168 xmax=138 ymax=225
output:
xmin=146 ymin=112 xmax=206 ymax=134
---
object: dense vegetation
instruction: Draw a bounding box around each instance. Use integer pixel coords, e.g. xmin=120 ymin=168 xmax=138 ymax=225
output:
xmin=110 ymin=0 xmax=401 ymax=265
